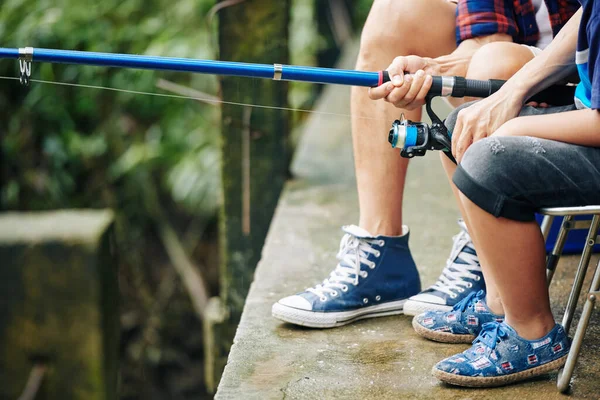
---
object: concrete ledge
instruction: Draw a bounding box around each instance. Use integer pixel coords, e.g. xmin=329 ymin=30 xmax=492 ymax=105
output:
xmin=0 ymin=209 xmax=114 ymax=245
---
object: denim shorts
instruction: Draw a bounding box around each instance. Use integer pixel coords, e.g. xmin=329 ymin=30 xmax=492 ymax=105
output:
xmin=445 ymin=103 xmax=600 ymax=221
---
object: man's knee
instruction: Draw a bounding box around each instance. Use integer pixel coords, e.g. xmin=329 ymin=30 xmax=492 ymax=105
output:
xmin=356 ymin=0 xmax=455 ymax=70
xmin=466 ymin=42 xmax=535 ymax=81
xmin=357 ymin=0 xmax=416 ymax=69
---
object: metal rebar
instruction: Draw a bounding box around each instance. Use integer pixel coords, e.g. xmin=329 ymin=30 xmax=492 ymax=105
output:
xmin=17 ymin=363 xmax=47 ymax=400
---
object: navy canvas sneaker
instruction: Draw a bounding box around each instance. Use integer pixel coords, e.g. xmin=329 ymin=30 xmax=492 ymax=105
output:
xmin=412 ymin=290 xmax=504 ymax=343
xmin=272 ymin=225 xmax=421 ymax=328
xmin=433 ymin=321 xmax=570 ymax=387
xmin=404 ymin=219 xmax=484 ymax=316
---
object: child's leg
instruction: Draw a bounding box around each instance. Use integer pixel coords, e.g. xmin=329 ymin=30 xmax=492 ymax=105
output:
xmin=452 ymin=129 xmax=600 ymax=339
xmin=457 ymin=192 xmax=554 ymax=339
xmin=431 ymin=104 xmax=600 ymax=387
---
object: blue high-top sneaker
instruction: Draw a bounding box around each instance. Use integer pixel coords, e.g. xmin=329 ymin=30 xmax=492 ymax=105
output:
xmin=272 ymin=225 xmax=421 ymax=328
xmin=404 ymin=219 xmax=484 ymax=316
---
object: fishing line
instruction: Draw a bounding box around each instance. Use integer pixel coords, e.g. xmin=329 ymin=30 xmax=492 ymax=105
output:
xmin=0 ymin=75 xmax=384 ymax=121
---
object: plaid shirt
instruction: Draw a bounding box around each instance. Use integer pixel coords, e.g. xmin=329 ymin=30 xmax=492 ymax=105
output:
xmin=456 ymin=0 xmax=580 ymax=45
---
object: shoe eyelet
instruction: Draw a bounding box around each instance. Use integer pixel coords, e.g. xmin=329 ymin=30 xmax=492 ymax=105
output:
xmin=341 ymin=285 xmax=348 ymax=292
xmin=363 ymin=298 xmax=369 ymax=304
xmin=378 ymin=240 xmax=385 ymax=247
xmin=375 ymin=295 xmax=381 ymax=301
xmin=320 ymin=297 xmax=327 ymax=302
xmin=475 ymin=276 xmax=481 ymax=281
xmin=375 ymin=251 xmax=381 ymax=258
xmin=467 ymin=282 xmax=473 ymax=288
xmin=369 ymin=262 xmax=376 ymax=269
xmin=459 ymin=288 xmax=465 ymax=293
xmin=361 ymin=271 xmax=368 ymax=278
xmin=451 ymin=294 xmax=458 ymax=299
xmin=331 ymin=291 xmax=338 ymax=297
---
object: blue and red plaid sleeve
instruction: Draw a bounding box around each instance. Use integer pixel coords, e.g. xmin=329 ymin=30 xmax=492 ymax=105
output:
xmin=456 ymin=0 xmax=520 ymax=45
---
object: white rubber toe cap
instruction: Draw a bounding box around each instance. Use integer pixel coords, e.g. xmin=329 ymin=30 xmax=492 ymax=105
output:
xmin=407 ymin=293 xmax=448 ymax=305
xmin=277 ymin=295 xmax=313 ymax=311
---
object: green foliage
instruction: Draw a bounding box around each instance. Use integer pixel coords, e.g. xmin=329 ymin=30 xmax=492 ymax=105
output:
xmin=353 ymin=0 xmax=373 ymax=28
xmin=0 ymin=0 xmax=220 ymax=216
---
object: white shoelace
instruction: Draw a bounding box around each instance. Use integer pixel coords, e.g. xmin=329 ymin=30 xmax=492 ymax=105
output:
xmin=429 ymin=228 xmax=481 ymax=298
xmin=307 ymin=233 xmax=383 ymax=301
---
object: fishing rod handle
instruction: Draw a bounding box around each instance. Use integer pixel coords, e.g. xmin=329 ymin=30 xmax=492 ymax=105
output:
xmin=429 ymin=76 xmax=505 ymax=98
xmin=379 ymin=71 xmax=504 ymax=98
xmin=379 ymin=71 xmax=574 ymax=105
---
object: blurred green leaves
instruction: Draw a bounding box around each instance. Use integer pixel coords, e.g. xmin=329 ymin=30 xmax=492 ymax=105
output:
xmin=0 ymin=0 xmax=220 ymax=216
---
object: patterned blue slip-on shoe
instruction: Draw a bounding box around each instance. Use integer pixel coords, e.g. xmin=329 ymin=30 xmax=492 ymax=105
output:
xmin=433 ymin=321 xmax=570 ymax=387
xmin=412 ymin=290 xmax=504 ymax=343
xmin=404 ymin=219 xmax=485 ymax=316
xmin=272 ymin=225 xmax=421 ymax=328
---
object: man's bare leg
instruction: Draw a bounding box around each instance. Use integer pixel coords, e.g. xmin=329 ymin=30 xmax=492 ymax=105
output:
xmin=272 ymin=0 xmax=458 ymax=328
xmin=404 ymin=41 xmax=537 ymax=316
xmin=351 ymin=0 xmax=456 ymax=236
xmin=439 ymin=41 xmax=537 ymax=312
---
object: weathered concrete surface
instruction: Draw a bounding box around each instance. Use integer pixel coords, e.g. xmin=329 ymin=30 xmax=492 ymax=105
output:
xmin=0 ymin=210 xmax=119 ymax=400
xmin=217 ymin=43 xmax=600 ymax=399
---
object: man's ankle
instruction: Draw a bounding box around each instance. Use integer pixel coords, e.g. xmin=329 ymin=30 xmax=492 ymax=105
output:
xmin=358 ymin=220 xmax=405 ymax=237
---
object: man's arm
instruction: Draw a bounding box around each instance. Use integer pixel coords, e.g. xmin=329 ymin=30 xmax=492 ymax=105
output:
xmin=369 ymin=0 xmax=523 ymax=109
xmin=368 ymin=33 xmax=512 ymax=109
xmin=433 ymin=33 xmax=512 ymax=76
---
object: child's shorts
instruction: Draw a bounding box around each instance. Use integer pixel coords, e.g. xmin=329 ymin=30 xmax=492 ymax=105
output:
xmin=445 ymin=103 xmax=600 ymax=222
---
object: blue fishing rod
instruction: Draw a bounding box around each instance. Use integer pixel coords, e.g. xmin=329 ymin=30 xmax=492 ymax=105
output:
xmin=0 ymin=46 xmax=575 ymax=163
xmin=0 ymin=46 xmax=519 ymax=94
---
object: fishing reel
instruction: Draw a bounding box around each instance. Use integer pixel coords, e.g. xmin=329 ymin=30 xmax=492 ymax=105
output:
xmin=388 ymin=97 xmax=456 ymax=164
xmin=385 ymin=75 xmax=576 ymax=164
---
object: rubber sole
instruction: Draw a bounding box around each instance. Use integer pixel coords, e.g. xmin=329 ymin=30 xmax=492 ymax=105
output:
xmin=433 ymin=354 xmax=568 ymax=387
xmin=271 ymin=299 xmax=407 ymax=328
xmin=403 ymin=299 xmax=452 ymax=316
xmin=412 ymin=316 xmax=475 ymax=344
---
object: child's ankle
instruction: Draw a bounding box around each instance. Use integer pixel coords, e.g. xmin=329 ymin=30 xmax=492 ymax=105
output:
xmin=485 ymin=295 xmax=504 ymax=316
xmin=506 ymin=315 xmax=556 ymax=340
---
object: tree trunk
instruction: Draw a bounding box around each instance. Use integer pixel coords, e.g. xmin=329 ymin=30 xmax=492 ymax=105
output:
xmin=204 ymin=0 xmax=290 ymax=392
